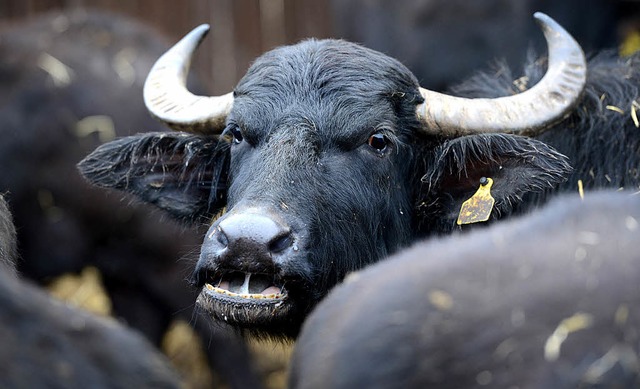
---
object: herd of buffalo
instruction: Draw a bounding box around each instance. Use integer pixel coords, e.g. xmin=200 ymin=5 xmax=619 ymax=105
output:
xmin=1 ymin=2 xmax=639 ymax=388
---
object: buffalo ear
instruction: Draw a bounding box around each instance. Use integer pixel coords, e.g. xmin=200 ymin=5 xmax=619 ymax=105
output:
xmin=77 ymin=132 xmax=229 ymax=224
xmin=418 ymin=133 xmax=572 ymax=232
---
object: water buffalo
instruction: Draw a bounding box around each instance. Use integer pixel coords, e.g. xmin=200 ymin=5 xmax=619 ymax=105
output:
xmin=79 ymin=13 xmax=639 ymax=338
xmin=0 ymin=268 xmax=184 ymax=389
xmin=289 ymin=191 xmax=640 ymax=388
xmin=0 ymin=194 xmax=181 ymax=388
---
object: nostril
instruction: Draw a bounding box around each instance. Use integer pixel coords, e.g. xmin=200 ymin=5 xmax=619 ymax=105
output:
xmin=215 ymin=210 xmax=296 ymax=255
xmin=269 ymin=232 xmax=293 ymax=253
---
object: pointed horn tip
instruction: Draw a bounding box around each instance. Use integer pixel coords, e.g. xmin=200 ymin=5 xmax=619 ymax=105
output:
xmin=188 ymin=24 xmax=211 ymax=41
xmin=194 ymin=23 xmax=211 ymax=34
xmin=532 ymin=12 xmax=564 ymax=34
xmin=532 ymin=11 xmax=585 ymax=64
xmin=173 ymin=24 xmax=211 ymax=48
xmin=532 ymin=11 xmax=551 ymax=22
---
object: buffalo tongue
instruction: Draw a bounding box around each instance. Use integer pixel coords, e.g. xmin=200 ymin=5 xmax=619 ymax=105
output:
xmin=260 ymin=286 xmax=282 ymax=295
xmin=222 ymin=273 xmax=279 ymax=295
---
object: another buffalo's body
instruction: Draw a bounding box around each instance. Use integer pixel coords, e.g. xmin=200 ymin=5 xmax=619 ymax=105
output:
xmin=0 ymin=266 xmax=183 ymax=389
xmin=0 ymin=193 xmax=180 ymax=388
xmin=290 ymin=191 xmax=640 ymax=388
xmin=80 ymin=15 xmax=640 ymax=338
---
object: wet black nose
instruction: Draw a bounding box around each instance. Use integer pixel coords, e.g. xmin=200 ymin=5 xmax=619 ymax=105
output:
xmin=211 ymin=211 xmax=294 ymax=259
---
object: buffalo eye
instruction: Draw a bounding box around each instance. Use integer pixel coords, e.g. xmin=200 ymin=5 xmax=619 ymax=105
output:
xmin=228 ymin=126 xmax=244 ymax=144
xmin=368 ymin=133 xmax=389 ymax=153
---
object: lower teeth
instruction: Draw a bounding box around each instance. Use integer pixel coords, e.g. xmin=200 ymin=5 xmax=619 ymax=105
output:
xmin=204 ymin=283 xmax=283 ymax=299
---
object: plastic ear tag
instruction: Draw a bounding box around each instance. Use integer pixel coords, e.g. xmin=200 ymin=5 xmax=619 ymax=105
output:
xmin=456 ymin=177 xmax=495 ymax=225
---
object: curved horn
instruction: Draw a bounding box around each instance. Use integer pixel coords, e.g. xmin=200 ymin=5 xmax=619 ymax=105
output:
xmin=417 ymin=12 xmax=586 ymax=137
xmin=143 ymin=24 xmax=233 ymax=133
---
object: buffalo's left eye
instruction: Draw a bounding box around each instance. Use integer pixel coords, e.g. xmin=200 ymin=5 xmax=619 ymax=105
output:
xmin=229 ymin=126 xmax=243 ymax=144
xmin=368 ymin=133 xmax=389 ymax=153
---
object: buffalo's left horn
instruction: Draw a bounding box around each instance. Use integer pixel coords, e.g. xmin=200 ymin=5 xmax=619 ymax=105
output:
xmin=143 ymin=24 xmax=232 ymax=134
xmin=417 ymin=12 xmax=587 ymax=137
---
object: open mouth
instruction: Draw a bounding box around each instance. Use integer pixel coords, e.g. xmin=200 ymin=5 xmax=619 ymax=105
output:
xmin=195 ymin=267 xmax=307 ymax=337
xmin=201 ymin=271 xmax=288 ymax=302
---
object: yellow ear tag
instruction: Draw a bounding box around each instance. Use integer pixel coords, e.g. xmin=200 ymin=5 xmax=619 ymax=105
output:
xmin=456 ymin=177 xmax=495 ymax=226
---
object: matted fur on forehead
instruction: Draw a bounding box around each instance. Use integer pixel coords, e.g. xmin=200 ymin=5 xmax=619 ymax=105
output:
xmin=234 ymin=39 xmax=422 ymax=101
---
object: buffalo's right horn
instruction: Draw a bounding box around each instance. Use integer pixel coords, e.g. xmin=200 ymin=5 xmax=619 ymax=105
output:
xmin=143 ymin=24 xmax=232 ymax=134
xmin=416 ymin=12 xmax=587 ymax=137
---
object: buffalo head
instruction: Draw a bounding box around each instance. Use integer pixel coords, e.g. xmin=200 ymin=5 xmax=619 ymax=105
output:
xmin=79 ymin=13 xmax=581 ymax=338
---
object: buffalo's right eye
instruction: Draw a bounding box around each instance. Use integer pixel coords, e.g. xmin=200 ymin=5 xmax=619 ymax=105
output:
xmin=368 ymin=133 xmax=389 ymax=153
xmin=229 ymin=126 xmax=243 ymax=144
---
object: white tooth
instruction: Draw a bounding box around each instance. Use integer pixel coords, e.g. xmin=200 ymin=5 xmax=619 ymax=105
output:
xmin=239 ymin=273 xmax=251 ymax=295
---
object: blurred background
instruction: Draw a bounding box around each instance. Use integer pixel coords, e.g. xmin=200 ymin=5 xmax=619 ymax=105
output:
xmin=0 ymin=1 xmax=639 ymax=389
xmin=3 ymin=0 xmax=640 ymax=92
xmin=1 ymin=0 xmax=334 ymax=95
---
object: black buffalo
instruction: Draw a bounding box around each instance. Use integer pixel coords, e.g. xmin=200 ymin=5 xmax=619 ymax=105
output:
xmin=0 ymin=194 xmax=181 ymax=388
xmin=0 ymin=11 xmax=261 ymax=388
xmin=0 ymin=271 xmax=183 ymax=389
xmin=289 ymin=191 xmax=640 ymax=388
xmin=79 ymin=13 xmax=639 ymax=338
